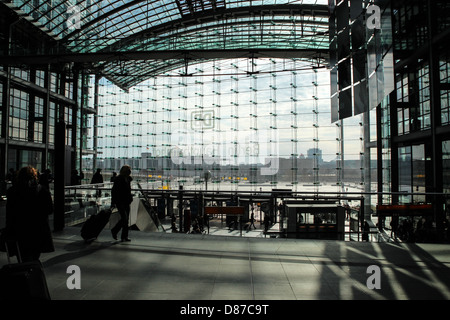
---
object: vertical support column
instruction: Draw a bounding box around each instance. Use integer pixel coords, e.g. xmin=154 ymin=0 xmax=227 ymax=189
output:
xmin=1 ymin=66 xmax=11 ymax=186
xmin=2 ymin=17 xmax=19 ymax=181
xmin=290 ymin=68 xmax=298 ymax=190
xmin=337 ymin=119 xmax=344 ymax=193
xmin=335 ymin=119 xmax=344 ymax=193
xmin=363 ymin=109 xmax=371 ymax=220
xmin=54 ymin=67 xmax=67 ymax=232
xmin=390 ymin=96 xmax=399 ymax=205
xmin=427 ymin=0 xmax=444 ymax=238
xmin=78 ymin=71 xmax=86 ymax=176
xmin=28 ymin=69 xmax=36 ymax=145
xmin=212 ymin=63 xmax=221 ymax=190
xmin=376 ymin=104 xmax=383 ymax=230
xmin=341 ymin=119 xmax=344 ymax=188
xmin=250 ymin=67 xmax=259 ymax=189
xmin=231 ymin=60 xmax=239 ymax=190
xmin=93 ymin=75 xmax=99 ymax=170
xmin=54 ymin=120 xmax=66 ymax=232
xmin=71 ymin=68 xmax=78 ymax=174
xmin=42 ymin=64 xmax=51 ymax=172
xmin=178 ymin=185 xmax=183 ymax=232
xmin=269 ymin=59 xmax=277 ymax=187
xmin=312 ymin=69 xmax=319 ymax=193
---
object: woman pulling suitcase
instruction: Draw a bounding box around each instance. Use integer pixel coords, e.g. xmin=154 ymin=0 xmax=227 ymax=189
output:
xmin=110 ymin=165 xmax=133 ymax=242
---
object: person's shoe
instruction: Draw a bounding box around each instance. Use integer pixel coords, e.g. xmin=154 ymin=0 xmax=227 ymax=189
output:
xmin=121 ymin=238 xmax=131 ymax=242
xmin=111 ymin=231 xmax=118 ymax=240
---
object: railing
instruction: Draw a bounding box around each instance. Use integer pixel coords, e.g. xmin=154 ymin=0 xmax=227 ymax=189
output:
xmin=64 ymin=183 xmax=115 ymax=226
xmin=61 ymin=184 xmax=449 ymax=242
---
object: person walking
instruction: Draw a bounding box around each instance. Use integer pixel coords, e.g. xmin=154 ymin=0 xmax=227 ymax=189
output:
xmin=110 ymin=165 xmax=133 ymax=242
xmin=4 ymin=166 xmax=54 ymax=262
xmin=390 ymin=214 xmax=399 ymax=240
xmin=249 ymin=204 xmax=256 ymax=230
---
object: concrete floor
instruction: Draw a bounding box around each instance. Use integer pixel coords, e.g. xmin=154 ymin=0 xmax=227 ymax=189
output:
xmin=2 ymin=226 xmax=449 ymax=301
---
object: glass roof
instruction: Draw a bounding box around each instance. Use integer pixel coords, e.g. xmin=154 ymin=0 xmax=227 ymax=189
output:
xmin=6 ymin=0 xmax=330 ymax=89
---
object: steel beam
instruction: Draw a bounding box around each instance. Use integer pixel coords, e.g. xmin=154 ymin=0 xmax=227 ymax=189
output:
xmin=0 ymin=48 xmax=329 ymax=65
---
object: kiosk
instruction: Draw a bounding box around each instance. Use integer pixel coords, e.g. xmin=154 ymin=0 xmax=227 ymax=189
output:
xmin=285 ymin=203 xmax=345 ymax=240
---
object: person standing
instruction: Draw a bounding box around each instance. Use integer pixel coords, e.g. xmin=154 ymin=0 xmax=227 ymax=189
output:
xmin=110 ymin=165 xmax=133 ymax=242
xmin=390 ymin=214 xmax=399 ymax=240
xmin=90 ymin=168 xmax=104 ymax=184
xmin=5 ymin=166 xmax=54 ymax=262
xmin=91 ymin=168 xmax=104 ymax=198
xmin=39 ymin=168 xmax=53 ymax=191
xmin=71 ymin=169 xmax=84 ymax=186
xmin=110 ymin=172 xmax=117 ymax=183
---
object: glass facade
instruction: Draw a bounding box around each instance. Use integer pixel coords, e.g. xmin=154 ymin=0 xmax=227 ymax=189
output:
xmin=0 ymin=0 xmax=449 ymax=238
xmin=0 ymin=61 xmax=86 ymax=180
xmin=372 ymin=0 xmax=450 ymax=239
xmin=81 ymin=58 xmax=366 ymax=193
xmin=440 ymin=57 xmax=450 ymax=126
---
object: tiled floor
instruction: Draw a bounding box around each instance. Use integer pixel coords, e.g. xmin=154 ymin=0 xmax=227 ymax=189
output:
xmin=2 ymin=226 xmax=450 ymax=300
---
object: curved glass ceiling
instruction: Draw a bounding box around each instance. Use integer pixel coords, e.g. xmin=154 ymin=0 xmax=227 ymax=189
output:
xmin=7 ymin=0 xmax=330 ymax=89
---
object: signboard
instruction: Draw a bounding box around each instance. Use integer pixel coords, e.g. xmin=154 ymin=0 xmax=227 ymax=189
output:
xmin=204 ymin=206 xmax=245 ymax=215
xmin=376 ymin=204 xmax=432 ymax=216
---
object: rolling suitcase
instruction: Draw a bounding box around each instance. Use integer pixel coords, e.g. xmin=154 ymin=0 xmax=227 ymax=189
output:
xmin=81 ymin=208 xmax=112 ymax=242
xmin=0 ymin=241 xmax=51 ymax=300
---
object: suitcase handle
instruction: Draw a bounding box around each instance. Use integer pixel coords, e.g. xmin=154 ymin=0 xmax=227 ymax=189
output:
xmin=4 ymin=240 xmax=22 ymax=264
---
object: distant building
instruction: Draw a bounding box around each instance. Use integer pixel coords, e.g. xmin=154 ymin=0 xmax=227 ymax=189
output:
xmin=307 ymin=148 xmax=323 ymax=165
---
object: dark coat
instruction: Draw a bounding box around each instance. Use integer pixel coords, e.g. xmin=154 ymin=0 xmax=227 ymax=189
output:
xmin=111 ymin=175 xmax=133 ymax=207
xmin=5 ymin=184 xmax=54 ymax=255
xmin=91 ymin=171 xmax=104 ymax=184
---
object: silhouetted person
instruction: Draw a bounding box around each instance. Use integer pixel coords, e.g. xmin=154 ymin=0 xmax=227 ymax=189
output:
xmin=249 ymin=205 xmax=256 ymax=229
xmin=91 ymin=168 xmax=104 ymax=184
xmin=39 ymin=168 xmax=53 ymax=191
xmin=6 ymin=168 xmax=16 ymax=185
xmin=264 ymin=214 xmax=270 ymax=232
xmin=191 ymin=218 xmax=201 ymax=234
xmin=444 ymin=218 xmax=450 ymax=242
xmin=91 ymin=168 xmax=104 ymax=198
xmin=111 ymin=165 xmax=133 ymax=242
xmin=390 ymin=214 xmax=399 ymax=239
xmin=71 ymin=169 xmax=84 ymax=185
xmin=5 ymin=166 xmax=54 ymax=262
xmin=110 ymin=172 xmax=117 ymax=183
xmin=170 ymin=215 xmax=178 ymax=233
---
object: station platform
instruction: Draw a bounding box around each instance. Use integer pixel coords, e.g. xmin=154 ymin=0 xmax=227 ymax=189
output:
xmin=2 ymin=226 xmax=450 ymax=301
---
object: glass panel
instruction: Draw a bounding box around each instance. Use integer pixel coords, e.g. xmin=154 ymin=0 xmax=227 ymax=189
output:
xmin=398 ymin=146 xmax=412 ymax=204
xmin=87 ymin=58 xmax=352 ymax=194
xmin=443 ymin=141 xmax=450 ymax=194
xmin=412 ymin=144 xmax=425 ymax=203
